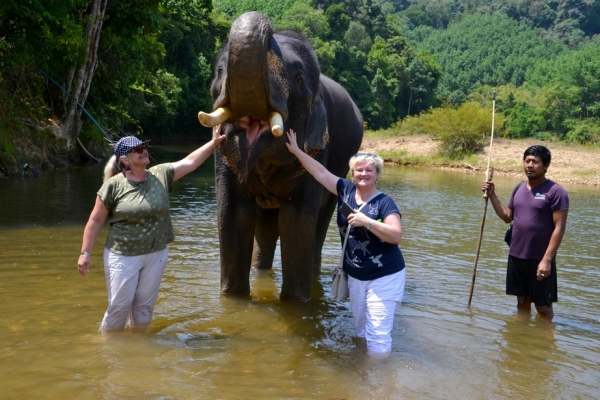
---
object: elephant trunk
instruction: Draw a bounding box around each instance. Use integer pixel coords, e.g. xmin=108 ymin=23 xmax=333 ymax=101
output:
xmin=227 ymin=12 xmax=272 ymax=122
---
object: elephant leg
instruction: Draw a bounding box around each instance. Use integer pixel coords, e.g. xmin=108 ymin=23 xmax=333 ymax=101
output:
xmin=216 ymin=165 xmax=256 ymax=296
xmin=278 ymin=193 xmax=320 ymax=302
xmin=313 ymin=191 xmax=338 ymax=271
xmin=252 ymin=207 xmax=279 ymax=270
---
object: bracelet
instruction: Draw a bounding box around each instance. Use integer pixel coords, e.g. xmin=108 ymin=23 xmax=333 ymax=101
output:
xmin=366 ymin=219 xmax=373 ymax=230
xmin=80 ymin=251 xmax=91 ymax=256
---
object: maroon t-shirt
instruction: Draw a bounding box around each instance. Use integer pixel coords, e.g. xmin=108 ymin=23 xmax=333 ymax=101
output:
xmin=507 ymin=179 xmax=569 ymax=261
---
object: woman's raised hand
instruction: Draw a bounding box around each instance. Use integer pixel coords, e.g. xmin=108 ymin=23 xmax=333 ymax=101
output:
xmin=285 ymin=129 xmax=301 ymax=155
xmin=212 ymin=124 xmax=226 ymax=148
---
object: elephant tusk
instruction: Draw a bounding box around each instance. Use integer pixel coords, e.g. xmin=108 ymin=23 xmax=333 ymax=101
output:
xmin=198 ymin=107 xmax=232 ymax=127
xmin=269 ymin=111 xmax=284 ymax=137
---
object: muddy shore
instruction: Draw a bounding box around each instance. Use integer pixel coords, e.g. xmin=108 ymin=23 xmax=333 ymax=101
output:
xmin=360 ymin=135 xmax=600 ymax=186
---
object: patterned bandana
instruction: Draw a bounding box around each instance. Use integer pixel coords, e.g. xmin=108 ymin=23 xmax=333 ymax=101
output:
xmin=114 ymin=136 xmax=150 ymax=158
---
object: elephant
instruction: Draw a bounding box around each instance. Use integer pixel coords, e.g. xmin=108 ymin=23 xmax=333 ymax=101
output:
xmin=198 ymin=12 xmax=363 ymax=302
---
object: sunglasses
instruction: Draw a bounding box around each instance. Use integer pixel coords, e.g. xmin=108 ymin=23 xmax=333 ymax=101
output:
xmin=354 ymin=152 xmax=377 ymax=158
xmin=129 ymin=145 xmax=148 ymax=154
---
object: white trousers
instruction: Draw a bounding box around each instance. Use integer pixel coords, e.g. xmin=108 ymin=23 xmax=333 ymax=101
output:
xmin=348 ymin=269 xmax=405 ymax=354
xmin=101 ymin=247 xmax=168 ymax=331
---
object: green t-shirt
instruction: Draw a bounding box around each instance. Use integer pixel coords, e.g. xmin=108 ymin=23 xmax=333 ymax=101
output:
xmin=98 ymin=163 xmax=175 ymax=256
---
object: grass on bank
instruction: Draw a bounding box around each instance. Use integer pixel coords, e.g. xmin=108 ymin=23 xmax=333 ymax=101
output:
xmin=364 ymin=141 xmax=486 ymax=170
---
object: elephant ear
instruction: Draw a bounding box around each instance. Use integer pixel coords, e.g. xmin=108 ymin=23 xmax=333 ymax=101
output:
xmin=303 ymin=94 xmax=329 ymax=156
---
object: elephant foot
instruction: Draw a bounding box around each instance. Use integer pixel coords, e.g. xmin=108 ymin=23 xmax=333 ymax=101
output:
xmin=221 ymin=281 xmax=251 ymax=297
xmin=220 ymin=291 xmax=252 ymax=301
xmin=279 ymin=291 xmax=311 ymax=303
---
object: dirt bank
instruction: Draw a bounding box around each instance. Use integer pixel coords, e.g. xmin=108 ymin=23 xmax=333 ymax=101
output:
xmin=360 ymin=135 xmax=600 ymax=186
xmin=0 ymin=126 xmax=97 ymax=178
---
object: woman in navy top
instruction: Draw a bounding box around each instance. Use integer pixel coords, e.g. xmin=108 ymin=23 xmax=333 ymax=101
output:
xmin=286 ymin=129 xmax=405 ymax=356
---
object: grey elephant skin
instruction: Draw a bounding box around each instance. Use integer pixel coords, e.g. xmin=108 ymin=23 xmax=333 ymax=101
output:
xmin=201 ymin=12 xmax=363 ymax=302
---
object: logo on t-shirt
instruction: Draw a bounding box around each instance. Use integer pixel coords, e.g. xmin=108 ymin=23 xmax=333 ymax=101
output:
xmin=369 ymin=254 xmax=383 ymax=268
xmin=534 ymin=192 xmax=546 ymax=200
xmin=367 ymin=203 xmax=379 ymax=216
xmin=353 ymin=239 xmax=371 ymax=256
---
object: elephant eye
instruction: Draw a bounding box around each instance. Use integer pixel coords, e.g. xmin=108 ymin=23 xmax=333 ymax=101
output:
xmin=296 ymin=73 xmax=303 ymax=86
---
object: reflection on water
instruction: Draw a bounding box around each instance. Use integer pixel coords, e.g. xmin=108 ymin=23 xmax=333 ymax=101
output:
xmin=0 ymin=146 xmax=599 ymax=398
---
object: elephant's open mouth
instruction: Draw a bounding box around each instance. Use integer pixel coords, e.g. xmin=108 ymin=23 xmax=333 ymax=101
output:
xmin=239 ymin=115 xmax=270 ymax=147
xmin=198 ymin=107 xmax=284 ymax=143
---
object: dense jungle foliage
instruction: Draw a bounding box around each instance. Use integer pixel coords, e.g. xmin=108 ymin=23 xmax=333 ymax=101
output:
xmin=1 ymin=0 xmax=600 ymax=164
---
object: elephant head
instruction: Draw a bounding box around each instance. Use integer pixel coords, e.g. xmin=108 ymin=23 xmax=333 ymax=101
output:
xmin=199 ymin=12 xmax=327 ymax=182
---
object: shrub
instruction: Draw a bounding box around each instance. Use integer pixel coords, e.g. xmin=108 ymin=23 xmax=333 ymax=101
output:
xmin=397 ymin=101 xmax=504 ymax=159
xmin=504 ymin=101 xmax=548 ymax=138
xmin=564 ymin=118 xmax=600 ymax=145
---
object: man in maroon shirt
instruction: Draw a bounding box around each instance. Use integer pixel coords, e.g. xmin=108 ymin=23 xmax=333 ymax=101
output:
xmin=483 ymin=145 xmax=569 ymax=321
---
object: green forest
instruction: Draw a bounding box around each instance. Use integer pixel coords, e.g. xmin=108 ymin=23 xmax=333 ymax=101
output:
xmin=2 ymin=0 xmax=600 ymax=163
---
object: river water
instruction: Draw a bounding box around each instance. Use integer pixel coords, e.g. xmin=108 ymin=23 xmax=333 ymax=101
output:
xmin=0 ymin=144 xmax=599 ymax=399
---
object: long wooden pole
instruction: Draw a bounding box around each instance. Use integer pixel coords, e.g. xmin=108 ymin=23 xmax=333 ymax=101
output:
xmin=468 ymin=91 xmax=496 ymax=307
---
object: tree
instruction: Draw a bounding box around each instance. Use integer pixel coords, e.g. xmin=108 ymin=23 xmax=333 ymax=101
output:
xmin=325 ymin=4 xmax=350 ymax=41
xmin=0 ymin=0 xmax=89 ymax=131
xmin=277 ymin=2 xmax=329 ymax=39
xmin=344 ymin=21 xmax=372 ymax=53
xmin=213 ymin=0 xmax=299 ymax=19
xmin=406 ymin=56 xmax=438 ymax=116
xmin=504 ymin=101 xmax=549 ymax=138
xmin=405 ymin=13 xmax=567 ymax=101
xmin=61 ymin=0 xmax=108 ymax=149
xmin=526 ymin=39 xmax=600 ymax=136
xmin=156 ymin=1 xmax=225 ymax=136
xmin=399 ymin=4 xmax=434 ymax=28
xmin=368 ymin=68 xmax=399 ymax=129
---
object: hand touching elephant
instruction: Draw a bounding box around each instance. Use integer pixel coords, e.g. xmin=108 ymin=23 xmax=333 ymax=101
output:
xmin=198 ymin=12 xmax=363 ymax=302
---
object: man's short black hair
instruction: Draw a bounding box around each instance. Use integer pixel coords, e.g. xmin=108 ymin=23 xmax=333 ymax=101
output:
xmin=524 ymin=145 xmax=551 ymax=166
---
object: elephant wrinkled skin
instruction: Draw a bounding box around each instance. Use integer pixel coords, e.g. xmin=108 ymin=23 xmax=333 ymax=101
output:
xmin=200 ymin=12 xmax=363 ymax=302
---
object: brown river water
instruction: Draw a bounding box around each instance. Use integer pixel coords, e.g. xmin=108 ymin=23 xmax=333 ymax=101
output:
xmin=0 ymin=144 xmax=599 ymax=399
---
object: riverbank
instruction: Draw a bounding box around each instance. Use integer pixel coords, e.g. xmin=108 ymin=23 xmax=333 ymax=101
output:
xmin=0 ymin=127 xmax=77 ymax=178
xmin=2 ymin=128 xmax=599 ymax=185
xmin=0 ymin=126 xmax=210 ymax=178
xmin=360 ymin=134 xmax=600 ymax=186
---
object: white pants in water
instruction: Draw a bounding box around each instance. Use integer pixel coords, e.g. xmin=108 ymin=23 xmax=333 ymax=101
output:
xmin=348 ymin=269 xmax=405 ymax=354
xmin=101 ymin=247 xmax=168 ymax=331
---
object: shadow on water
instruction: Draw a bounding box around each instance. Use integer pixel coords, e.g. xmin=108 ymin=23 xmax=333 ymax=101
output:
xmin=1 ymin=145 xmax=599 ymax=398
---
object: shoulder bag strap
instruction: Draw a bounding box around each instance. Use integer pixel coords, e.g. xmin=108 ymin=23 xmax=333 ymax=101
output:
xmin=341 ymin=191 xmax=382 ymax=256
xmin=341 ymin=225 xmax=351 ymax=254
xmin=356 ymin=191 xmax=382 ymax=212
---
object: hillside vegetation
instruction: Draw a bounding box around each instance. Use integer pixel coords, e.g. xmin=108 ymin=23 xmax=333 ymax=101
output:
xmin=1 ymin=0 xmax=600 ymax=176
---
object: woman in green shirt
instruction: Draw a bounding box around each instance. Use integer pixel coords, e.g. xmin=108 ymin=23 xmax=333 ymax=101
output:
xmin=77 ymin=132 xmax=225 ymax=332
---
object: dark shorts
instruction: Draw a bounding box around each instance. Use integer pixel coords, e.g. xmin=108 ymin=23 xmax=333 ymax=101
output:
xmin=506 ymin=255 xmax=557 ymax=307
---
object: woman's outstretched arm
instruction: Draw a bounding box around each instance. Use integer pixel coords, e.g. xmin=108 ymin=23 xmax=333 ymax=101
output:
xmin=285 ymin=129 xmax=339 ymax=195
xmin=172 ymin=126 xmax=226 ymax=182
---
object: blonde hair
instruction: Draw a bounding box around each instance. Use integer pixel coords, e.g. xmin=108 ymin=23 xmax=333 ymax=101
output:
xmin=103 ymin=155 xmax=127 ymax=182
xmin=349 ymin=153 xmax=384 ymax=175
